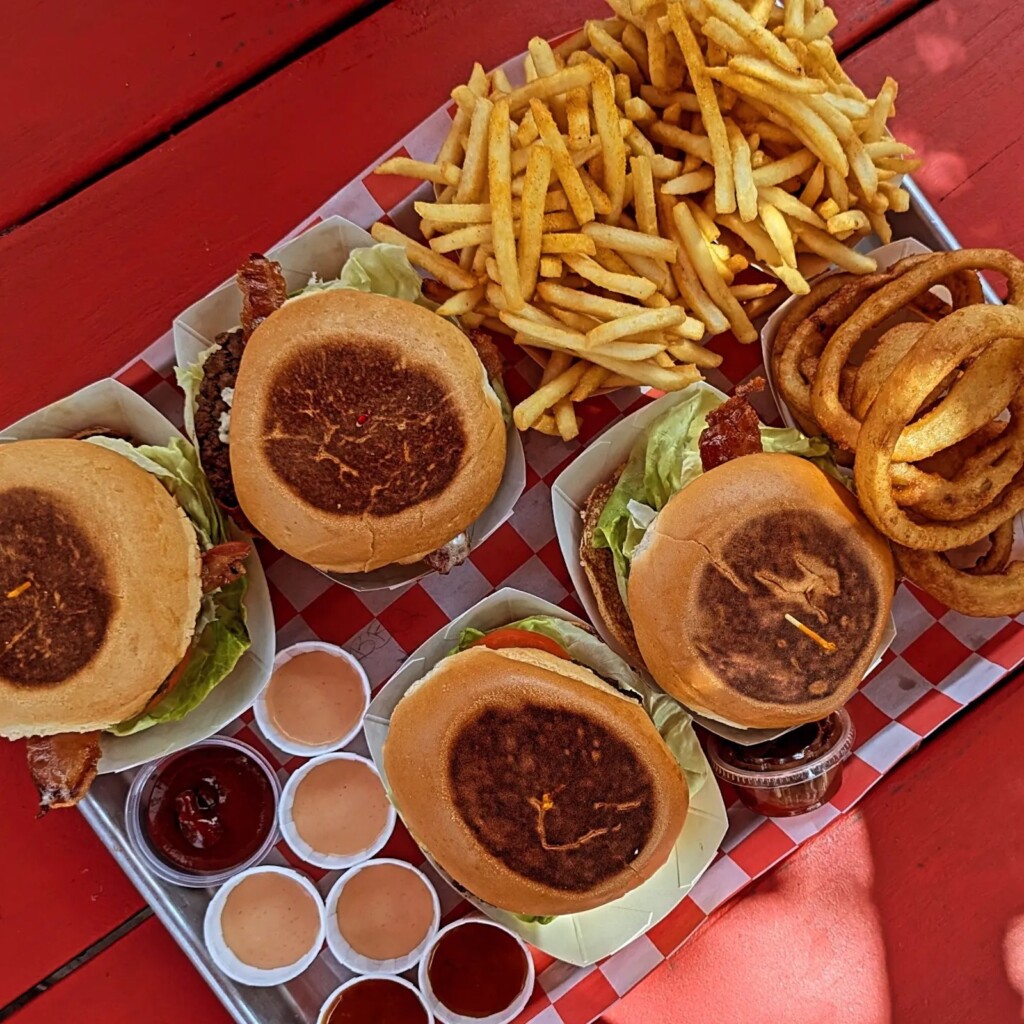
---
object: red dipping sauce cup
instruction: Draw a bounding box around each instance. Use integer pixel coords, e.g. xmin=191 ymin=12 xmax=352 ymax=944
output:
xmin=418 ymin=917 xmax=534 ymax=1024
xmin=125 ymin=736 xmax=281 ymax=887
xmin=317 ymin=974 xmax=434 ymax=1024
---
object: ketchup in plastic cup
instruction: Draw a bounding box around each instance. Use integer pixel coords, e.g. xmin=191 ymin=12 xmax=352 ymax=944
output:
xmin=419 ymin=918 xmax=534 ymax=1024
xmin=318 ymin=975 xmax=432 ymax=1024
xmin=126 ymin=736 xmax=280 ymax=887
xmin=706 ymin=709 xmax=855 ymax=817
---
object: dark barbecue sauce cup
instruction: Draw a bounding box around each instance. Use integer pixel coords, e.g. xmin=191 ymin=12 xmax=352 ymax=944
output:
xmin=706 ymin=709 xmax=855 ymax=817
xmin=125 ymin=736 xmax=280 ymax=887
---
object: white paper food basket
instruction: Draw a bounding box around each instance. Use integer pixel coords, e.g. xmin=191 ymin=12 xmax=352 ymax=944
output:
xmin=363 ymin=586 xmax=728 ymax=967
xmin=551 ymin=382 xmax=898 ymax=745
xmin=172 ymin=215 xmax=526 ymax=592
xmin=0 ymin=378 xmax=275 ymax=773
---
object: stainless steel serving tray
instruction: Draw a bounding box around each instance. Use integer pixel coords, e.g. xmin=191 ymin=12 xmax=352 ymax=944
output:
xmin=79 ymin=177 xmax=983 ymax=1024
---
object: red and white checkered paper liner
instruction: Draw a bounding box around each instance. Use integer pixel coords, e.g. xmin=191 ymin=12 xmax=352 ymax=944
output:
xmin=113 ymin=47 xmax=1024 ymax=1024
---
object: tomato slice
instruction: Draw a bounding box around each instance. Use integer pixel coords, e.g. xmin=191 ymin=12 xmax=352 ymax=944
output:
xmin=470 ymin=628 xmax=570 ymax=660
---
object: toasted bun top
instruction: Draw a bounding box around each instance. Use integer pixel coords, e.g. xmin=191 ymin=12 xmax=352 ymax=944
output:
xmin=384 ymin=646 xmax=689 ymax=916
xmin=229 ymin=290 xmax=506 ymax=572
xmin=0 ymin=440 xmax=202 ymax=738
xmin=628 ymin=453 xmax=895 ymax=728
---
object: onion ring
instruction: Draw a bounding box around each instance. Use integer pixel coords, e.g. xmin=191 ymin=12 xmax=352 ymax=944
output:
xmin=911 ymin=420 xmax=1007 ymax=479
xmin=890 ymin=395 xmax=1024 ymax=521
xmin=894 ymin=519 xmax=1024 ymax=616
xmin=851 ymin=322 xmax=929 ymax=419
xmin=854 ymin=304 xmax=1024 ymax=550
xmin=777 ymin=269 xmax=898 ymax=424
xmin=892 ymin=335 xmax=1024 ymax=462
xmin=969 ymin=518 xmax=1016 ymax=576
xmin=770 ymin=272 xmax=853 ymax=386
xmin=812 ymin=248 xmax=1024 ymax=450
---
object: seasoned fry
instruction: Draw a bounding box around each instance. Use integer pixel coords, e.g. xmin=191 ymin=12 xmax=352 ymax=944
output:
xmin=587 ymin=20 xmax=643 ymax=89
xmin=435 ymin=283 xmax=486 ymax=318
xmin=541 ymin=233 xmax=599 ymax=255
xmin=667 ymin=4 xmax=736 ymax=214
xmin=759 ymin=199 xmax=797 ymax=267
xmin=457 ymin=96 xmax=494 ymax=203
xmin=539 ymin=255 xmax=563 ymax=277
xmin=370 ymin=223 xmax=478 ymax=291
xmin=793 ymin=221 xmax=877 ymax=273
xmin=566 ymin=87 xmax=592 ymax=150
xmin=488 ymin=97 xmax=524 ymax=311
xmin=512 ymin=360 xmax=589 ymax=430
xmin=592 ymin=66 xmax=629 ymax=220
xmin=564 ymin=253 xmax=657 ymax=299
xmin=673 ymin=200 xmax=757 ymax=341
xmin=582 ymin=221 xmax=678 ymax=260
xmin=430 ymin=223 xmax=493 ymax=253
xmin=505 ymin=64 xmax=595 ymax=114
xmin=703 ymin=0 xmax=802 ymax=72
xmin=376 ymin=156 xmax=461 ymax=186
xmin=661 ymin=167 xmax=716 ymax=196
xmin=726 ymin=120 xmax=757 ymax=222
xmin=587 ymin=306 xmax=686 ymax=347
xmin=518 ymin=145 xmax=553 ymax=302
xmin=531 ymin=99 xmax=596 ymax=225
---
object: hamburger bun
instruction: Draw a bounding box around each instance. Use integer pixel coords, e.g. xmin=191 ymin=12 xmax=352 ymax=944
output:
xmin=229 ymin=290 xmax=506 ymax=572
xmin=384 ymin=646 xmax=688 ymax=916
xmin=0 ymin=440 xmax=202 ymax=738
xmin=628 ymin=453 xmax=895 ymax=728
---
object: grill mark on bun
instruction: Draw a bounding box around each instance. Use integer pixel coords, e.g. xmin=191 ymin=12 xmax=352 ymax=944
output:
xmin=0 ymin=489 xmax=113 ymax=685
xmin=261 ymin=342 xmax=467 ymax=516
xmin=693 ymin=509 xmax=881 ymax=704
xmin=448 ymin=703 xmax=656 ymax=892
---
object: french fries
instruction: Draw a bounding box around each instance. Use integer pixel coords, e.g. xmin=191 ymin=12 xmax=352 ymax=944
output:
xmin=371 ymin=2 xmax=913 ymax=433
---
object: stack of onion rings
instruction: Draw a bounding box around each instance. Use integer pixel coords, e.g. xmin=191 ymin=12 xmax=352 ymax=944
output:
xmin=767 ymin=247 xmax=1024 ymax=617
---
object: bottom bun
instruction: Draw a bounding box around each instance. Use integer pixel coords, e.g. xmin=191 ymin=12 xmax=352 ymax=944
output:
xmin=384 ymin=646 xmax=688 ymax=916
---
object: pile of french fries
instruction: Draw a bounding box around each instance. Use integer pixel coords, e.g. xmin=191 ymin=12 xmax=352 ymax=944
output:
xmin=372 ymin=0 xmax=919 ymax=439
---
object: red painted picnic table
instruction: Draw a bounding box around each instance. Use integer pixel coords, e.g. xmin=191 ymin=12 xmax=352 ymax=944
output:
xmin=1 ymin=1 xmax=1022 ymax=1021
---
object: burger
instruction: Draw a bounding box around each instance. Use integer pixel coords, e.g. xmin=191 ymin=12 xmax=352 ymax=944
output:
xmin=383 ymin=615 xmax=690 ymax=919
xmin=0 ymin=435 xmax=252 ymax=811
xmin=580 ymin=380 xmax=895 ymax=730
xmin=177 ymin=244 xmax=509 ymax=575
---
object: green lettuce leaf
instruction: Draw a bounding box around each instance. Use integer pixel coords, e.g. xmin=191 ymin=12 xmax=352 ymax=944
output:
xmin=592 ymin=384 xmax=836 ymax=607
xmin=83 ymin=435 xmax=251 ymax=734
xmin=294 ymin=243 xmax=426 ymax=305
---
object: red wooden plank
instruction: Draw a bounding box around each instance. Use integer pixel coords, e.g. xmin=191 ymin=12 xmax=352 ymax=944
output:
xmin=0 ymin=0 xmax=367 ymax=228
xmin=7 ymin=916 xmax=232 ymax=1024
xmin=844 ymin=0 xmax=1024 ymax=253
xmin=0 ymin=740 xmax=143 ymax=1007
xmin=605 ymin=673 xmax=1024 ymax=1024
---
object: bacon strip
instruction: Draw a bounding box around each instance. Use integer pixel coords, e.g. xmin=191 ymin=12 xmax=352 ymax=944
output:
xmin=468 ymin=328 xmax=504 ymax=383
xmin=699 ymin=377 xmax=766 ymax=471
xmin=237 ymin=254 xmax=288 ymax=340
xmin=26 ymin=731 xmax=101 ymax=815
xmin=201 ymin=541 xmax=251 ymax=594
